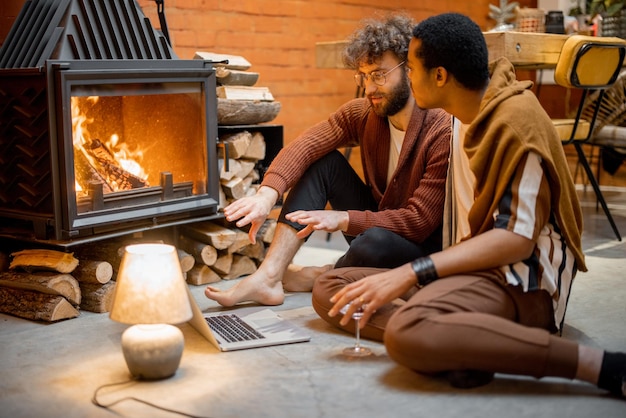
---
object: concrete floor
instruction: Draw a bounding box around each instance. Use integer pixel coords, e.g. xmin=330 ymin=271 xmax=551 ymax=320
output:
xmin=1 ymin=186 xmax=625 ymax=418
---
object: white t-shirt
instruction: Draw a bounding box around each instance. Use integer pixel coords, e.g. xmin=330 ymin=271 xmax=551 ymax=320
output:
xmin=387 ymin=120 xmax=405 ymax=186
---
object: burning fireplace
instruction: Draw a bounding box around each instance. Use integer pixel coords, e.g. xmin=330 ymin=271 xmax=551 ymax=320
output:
xmin=0 ymin=0 xmax=221 ymax=244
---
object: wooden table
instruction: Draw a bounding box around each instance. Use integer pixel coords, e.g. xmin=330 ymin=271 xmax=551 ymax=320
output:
xmin=315 ymin=32 xmax=570 ymax=70
xmin=483 ymin=31 xmax=568 ymax=69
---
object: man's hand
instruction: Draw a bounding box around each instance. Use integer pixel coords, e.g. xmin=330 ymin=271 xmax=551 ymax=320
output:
xmin=223 ymin=186 xmax=279 ymax=243
xmin=285 ymin=209 xmax=349 ymax=239
xmin=327 ymin=263 xmax=416 ymax=328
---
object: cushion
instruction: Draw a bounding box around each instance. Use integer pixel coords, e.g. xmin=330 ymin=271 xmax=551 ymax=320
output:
xmin=552 ymin=118 xmax=591 ymax=141
xmin=554 ymin=35 xmax=626 ymax=89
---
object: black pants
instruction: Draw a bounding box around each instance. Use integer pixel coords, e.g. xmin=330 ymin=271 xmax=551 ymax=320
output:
xmin=278 ymin=151 xmax=435 ymax=269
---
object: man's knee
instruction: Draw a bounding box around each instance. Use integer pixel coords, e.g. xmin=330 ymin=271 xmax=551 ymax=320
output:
xmin=384 ymin=306 xmax=438 ymax=373
xmin=340 ymin=227 xmax=396 ymax=266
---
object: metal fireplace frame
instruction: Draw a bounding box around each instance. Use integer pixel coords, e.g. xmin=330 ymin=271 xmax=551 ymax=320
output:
xmin=0 ymin=0 xmax=223 ymax=246
xmin=46 ymin=59 xmax=220 ymax=241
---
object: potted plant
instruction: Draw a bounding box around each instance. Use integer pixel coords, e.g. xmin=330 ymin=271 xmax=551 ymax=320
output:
xmin=569 ymin=0 xmax=585 ymax=16
xmin=589 ymin=0 xmax=625 ymax=17
xmin=589 ymin=0 xmax=626 ymax=37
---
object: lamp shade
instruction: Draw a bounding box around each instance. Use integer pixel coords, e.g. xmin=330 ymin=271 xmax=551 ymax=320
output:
xmin=110 ymin=243 xmax=193 ymax=325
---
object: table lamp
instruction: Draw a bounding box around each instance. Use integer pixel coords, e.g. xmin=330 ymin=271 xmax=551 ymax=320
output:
xmin=110 ymin=243 xmax=193 ymax=380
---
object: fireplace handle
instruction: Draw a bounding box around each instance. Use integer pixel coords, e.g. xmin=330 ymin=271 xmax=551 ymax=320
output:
xmin=217 ymin=141 xmax=230 ymax=172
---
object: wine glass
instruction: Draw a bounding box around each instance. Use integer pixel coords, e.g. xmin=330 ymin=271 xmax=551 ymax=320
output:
xmin=339 ymin=302 xmax=372 ymax=357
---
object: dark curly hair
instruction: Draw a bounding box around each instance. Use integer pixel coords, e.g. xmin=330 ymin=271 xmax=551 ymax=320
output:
xmin=342 ymin=13 xmax=415 ymax=70
xmin=412 ymin=13 xmax=489 ymax=91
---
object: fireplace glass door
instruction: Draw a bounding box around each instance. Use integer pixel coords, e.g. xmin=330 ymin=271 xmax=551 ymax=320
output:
xmin=52 ymin=62 xmax=219 ymax=239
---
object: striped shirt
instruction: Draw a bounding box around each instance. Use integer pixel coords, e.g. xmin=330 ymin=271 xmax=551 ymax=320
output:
xmin=450 ymin=120 xmax=576 ymax=329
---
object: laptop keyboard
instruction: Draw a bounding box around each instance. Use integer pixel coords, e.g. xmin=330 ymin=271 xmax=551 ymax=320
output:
xmin=205 ymin=314 xmax=266 ymax=343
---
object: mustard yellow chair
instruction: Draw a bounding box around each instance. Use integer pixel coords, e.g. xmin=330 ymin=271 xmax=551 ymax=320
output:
xmin=553 ymin=34 xmax=626 ymax=241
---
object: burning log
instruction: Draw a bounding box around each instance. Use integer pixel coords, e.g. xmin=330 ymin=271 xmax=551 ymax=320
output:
xmin=0 ymin=286 xmax=80 ymax=322
xmin=74 ymin=148 xmax=113 ymax=194
xmin=83 ymin=138 xmax=148 ymax=192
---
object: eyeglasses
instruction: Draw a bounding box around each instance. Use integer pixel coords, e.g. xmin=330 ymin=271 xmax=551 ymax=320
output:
xmin=354 ymin=61 xmax=405 ymax=88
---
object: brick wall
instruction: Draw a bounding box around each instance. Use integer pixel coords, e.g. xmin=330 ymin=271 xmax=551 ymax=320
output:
xmin=135 ymin=0 xmax=535 ymax=145
xmin=2 ymin=0 xmax=536 ymax=147
xmin=0 ymin=0 xmax=24 ymax=43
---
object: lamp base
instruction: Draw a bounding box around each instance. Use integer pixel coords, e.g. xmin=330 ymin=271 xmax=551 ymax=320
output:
xmin=121 ymin=324 xmax=184 ymax=380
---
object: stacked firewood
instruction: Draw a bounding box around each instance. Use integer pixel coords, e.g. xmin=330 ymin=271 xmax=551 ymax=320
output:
xmin=0 ymin=110 xmax=279 ymax=323
xmin=194 ymin=51 xmax=281 ymax=125
xmin=0 ymin=218 xmax=276 ymax=322
xmin=218 ymin=129 xmax=267 ymax=207
xmin=178 ymin=219 xmax=275 ymax=286
xmin=0 ymin=249 xmax=115 ymax=322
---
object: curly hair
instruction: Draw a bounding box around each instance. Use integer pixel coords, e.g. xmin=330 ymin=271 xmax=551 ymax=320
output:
xmin=412 ymin=13 xmax=489 ymax=91
xmin=342 ymin=13 xmax=415 ymax=70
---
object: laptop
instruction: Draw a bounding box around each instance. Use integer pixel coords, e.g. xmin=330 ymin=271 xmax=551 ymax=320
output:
xmin=186 ymin=287 xmax=311 ymax=351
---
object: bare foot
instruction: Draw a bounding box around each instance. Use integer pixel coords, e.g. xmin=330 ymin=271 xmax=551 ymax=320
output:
xmin=205 ymin=273 xmax=285 ymax=307
xmin=283 ymin=264 xmax=334 ymax=292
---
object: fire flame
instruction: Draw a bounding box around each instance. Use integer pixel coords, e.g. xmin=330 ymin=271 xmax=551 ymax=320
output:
xmin=71 ymin=96 xmax=149 ymax=194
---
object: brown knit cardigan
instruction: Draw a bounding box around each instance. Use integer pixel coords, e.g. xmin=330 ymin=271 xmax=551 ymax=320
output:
xmin=261 ymin=98 xmax=451 ymax=243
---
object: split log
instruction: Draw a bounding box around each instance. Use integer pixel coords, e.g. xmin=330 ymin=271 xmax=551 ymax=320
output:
xmin=194 ymin=52 xmax=252 ymax=71
xmin=218 ymin=186 xmax=228 ymax=210
xmin=236 ymin=240 xmax=266 ymax=262
xmin=0 ymin=271 xmax=81 ymax=306
xmin=211 ymin=252 xmax=233 ymax=275
xmin=218 ymin=131 xmax=251 ymax=159
xmin=177 ymin=249 xmax=195 ymax=273
xmin=235 ymin=160 xmax=256 ymax=180
xmin=79 ymin=281 xmax=116 ymax=313
xmin=221 ymin=255 xmax=257 ymax=280
xmin=242 ymin=131 xmax=266 ymax=160
xmin=72 ymin=260 xmax=113 ymax=284
xmin=217 ymin=99 xmax=281 ymax=125
xmin=186 ymin=265 xmax=221 ymax=286
xmin=245 ymin=184 xmax=259 ymax=197
xmin=257 ymin=219 xmax=277 ymax=244
xmin=215 ymin=67 xmax=259 ymax=86
xmin=182 ymin=222 xmax=237 ymax=250
xmin=72 ymin=239 xmax=126 ymax=274
xmin=219 ymin=158 xmax=242 ymax=181
xmin=10 ymin=249 xmax=79 ymax=274
xmin=0 ymin=286 xmax=80 ymax=322
xmin=221 ymin=177 xmax=245 ymax=199
xmin=227 ymin=229 xmax=252 ymax=254
xmin=177 ymin=235 xmax=218 ymax=266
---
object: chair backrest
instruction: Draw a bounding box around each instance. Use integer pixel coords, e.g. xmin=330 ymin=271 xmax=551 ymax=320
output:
xmin=581 ymin=70 xmax=626 ymax=133
xmin=554 ymin=35 xmax=626 ymax=90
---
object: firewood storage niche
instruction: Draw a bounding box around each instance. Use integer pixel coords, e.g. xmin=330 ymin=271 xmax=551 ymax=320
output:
xmin=50 ymin=60 xmax=220 ymax=240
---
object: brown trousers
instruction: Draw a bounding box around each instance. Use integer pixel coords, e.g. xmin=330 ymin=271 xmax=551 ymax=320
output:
xmin=312 ymin=267 xmax=579 ymax=379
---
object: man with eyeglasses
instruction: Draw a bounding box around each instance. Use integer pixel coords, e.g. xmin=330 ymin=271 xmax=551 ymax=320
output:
xmin=204 ymin=13 xmax=451 ymax=307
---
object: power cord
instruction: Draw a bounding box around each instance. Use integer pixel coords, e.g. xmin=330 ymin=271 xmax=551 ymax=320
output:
xmin=92 ymin=378 xmax=213 ymax=418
